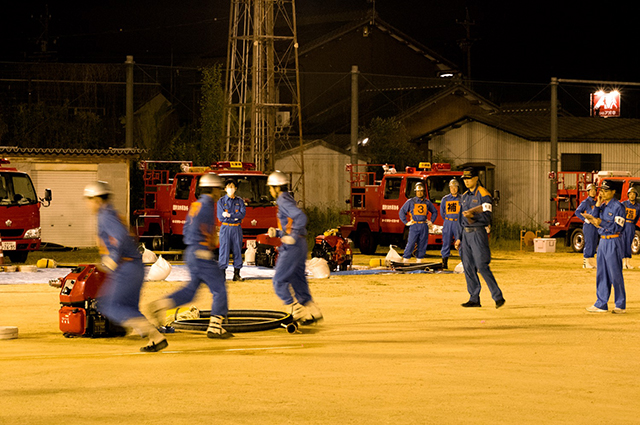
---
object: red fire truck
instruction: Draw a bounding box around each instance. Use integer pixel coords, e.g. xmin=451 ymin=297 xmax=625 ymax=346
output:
xmin=339 ymin=162 xmax=464 ymax=254
xmin=0 ymin=159 xmax=52 ymax=263
xmin=134 ymin=160 xmax=277 ymax=250
xmin=549 ymin=170 xmax=640 ymax=253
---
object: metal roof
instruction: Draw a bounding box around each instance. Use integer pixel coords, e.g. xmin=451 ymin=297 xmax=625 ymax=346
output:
xmin=0 ymin=147 xmax=146 ymax=157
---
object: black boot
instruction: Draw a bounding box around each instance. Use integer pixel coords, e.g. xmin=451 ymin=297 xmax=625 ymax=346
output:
xmin=233 ymin=268 xmax=244 ymax=282
xmin=442 ymin=257 xmax=448 ymax=269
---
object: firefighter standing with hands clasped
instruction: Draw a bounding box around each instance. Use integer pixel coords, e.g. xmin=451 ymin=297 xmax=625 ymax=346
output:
xmin=399 ymin=181 xmax=438 ymax=263
xmin=84 ymin=181 xmax=168 ymax=352
xmin=621 ymin=186 xmax=640 ymax=269
xmin=218 ymin=179 xmax=246 ymax=281
xmin=440 ymin=179 xmax=461 ymax=269
xmin=581 ymin=180 xmax=627 ymax=313
xmin=148 ymin=173 xmax=234 ymax=339
xmin=454 ymin=167 xmax=505 ymax=309
xmin=267 ymin=171 xmax=323 ymax=325
xmin=575 ymin=183 xmax=599 ymax=269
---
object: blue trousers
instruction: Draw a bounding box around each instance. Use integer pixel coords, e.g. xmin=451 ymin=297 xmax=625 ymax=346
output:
xmin=219 ymin=224 xmax=244 ymax=269
xmin=273 ymin=237 xmax=312 ymax=305
xmin=167 ymin=246 xmax=229 ymax=317
xmin=594 ymin=237 xmax=626 ymax=310
xmin=403 ymin=223 xmax=429 ymax=260
xmin=97 ymin=259 xmax=146 ymax=325
xmin=621 ymin=223 xmax=636 ymax=258
xmin=460 ymin=228 xmax=503 ymax=303
xmin=583 ymin=224 xmax=599 ymax=258
xmin=441 ymin=220 xmax=457 ymax=258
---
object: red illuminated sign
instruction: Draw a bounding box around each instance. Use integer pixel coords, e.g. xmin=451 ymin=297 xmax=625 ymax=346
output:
xmin=591 ymin=90 xmax=620 ymax=118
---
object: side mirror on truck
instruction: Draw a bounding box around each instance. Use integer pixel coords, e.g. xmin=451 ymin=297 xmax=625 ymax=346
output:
xmin=41 ymin=188 xmax=52 ymax=207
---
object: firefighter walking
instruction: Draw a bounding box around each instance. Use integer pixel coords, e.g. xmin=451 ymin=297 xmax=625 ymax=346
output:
xmin=399 ymin=182 xmax=438 ymax=263
xmin=454 ymin=168 xmax=505 ymax=309
xmin=267 ymin=171 xmax=323 ymax=325
xmin=148 ymin=174 xmax=233 ymax=339
xmin=582 ymin=180 xmax=627 ymax=313
xmin=84 ymin=181 xmax=168 ymax=352
xmin=218 ymin=179 xmax=246 ymax=281
xmin=440 ymin=179 xmax=461 ymax=269
xmin=621 ymin=186 xmax=640 ymax=269
xmin=575 ymin=184 xmax=599 ymax=269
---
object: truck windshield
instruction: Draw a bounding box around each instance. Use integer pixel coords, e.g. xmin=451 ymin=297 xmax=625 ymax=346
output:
xmin=426 ymin=176 xmax=462 ymax=205
xmin=0 ymin=172 xmax=38 ymax=206
xmin=209 ymin=175 xmax=274 ymax=206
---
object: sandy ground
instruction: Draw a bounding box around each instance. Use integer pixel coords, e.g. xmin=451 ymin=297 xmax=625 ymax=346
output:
xmin=1 ymin=248 xmax=640 ymax=424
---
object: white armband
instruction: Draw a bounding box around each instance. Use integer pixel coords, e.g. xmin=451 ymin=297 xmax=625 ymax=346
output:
xmin=482 ymin=203 xmax=492 ymax=212
xmin=615 ymin=216 xmax=625 ymax=227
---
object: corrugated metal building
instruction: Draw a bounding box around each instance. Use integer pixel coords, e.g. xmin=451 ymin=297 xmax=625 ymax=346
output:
xmin=0 ymin=147 xmax=144 ymax=248
xmin=421 ymin=115 xmax=640 ymax=228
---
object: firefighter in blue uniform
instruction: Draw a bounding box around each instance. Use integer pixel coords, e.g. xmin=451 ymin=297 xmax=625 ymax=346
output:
xmin=454 ymin=168 xmax=505 ymax=308
xmin=575 ymin=184 xmax=599 ymax=269
xmin=148 ymin=174 xmax=234 ymax=338
xmin=218 ymin=179 xmax=246 ymax=281
xmin=440 ymin=179 xmax=461 ymax=269
xmin=621 ymin=186 xmax=640 ymax=269
xmin=84 ymin=181 xmax=168 ymax=352
xmin=399 ymin=182 xmax=438 ymax=263
xmin=267 ymin=171 xmax=322 ymax=325
xmin=582 ymin=180 xmax=626 ymax=313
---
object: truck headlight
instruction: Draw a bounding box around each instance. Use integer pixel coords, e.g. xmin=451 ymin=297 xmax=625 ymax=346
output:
xmin=24 ymin=227 xmax=41 ymax=239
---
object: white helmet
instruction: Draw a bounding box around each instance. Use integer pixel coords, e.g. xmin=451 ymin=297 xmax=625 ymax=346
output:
xmin=199 ymin=173 xmax=224 ymax=188
xmin=267 ymin=171 xmax=289 ymax=186
xmin=83 ymin=181 xmax=111 ymax=198
xmin=449 ymin=179 xmax=460 ymax=187
xmin=414 ymin=182 xmax=425 ymax=192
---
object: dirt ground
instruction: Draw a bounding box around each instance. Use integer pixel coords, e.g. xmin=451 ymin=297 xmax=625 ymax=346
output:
xmin=1 ymin=247 xmax=640 ymax=424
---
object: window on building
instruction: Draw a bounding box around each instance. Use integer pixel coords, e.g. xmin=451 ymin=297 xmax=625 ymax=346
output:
xmin=561 ymin=154 xmax=601 ymax=172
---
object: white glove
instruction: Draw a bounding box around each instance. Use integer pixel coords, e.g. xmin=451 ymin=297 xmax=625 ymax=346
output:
xmin=267 ymin=227 xmax=277 ymax=238
xmin=281 ymin=235 xmax=296 ymax=245
xmin=406 ymin=220 xmax=415 ymax=226
xmin=222 ymin=211 xmax=231 ymax=218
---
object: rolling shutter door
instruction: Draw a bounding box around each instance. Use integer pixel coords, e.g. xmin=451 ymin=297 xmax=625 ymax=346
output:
xmin=33 ymin=171 xmax=97 ymax=248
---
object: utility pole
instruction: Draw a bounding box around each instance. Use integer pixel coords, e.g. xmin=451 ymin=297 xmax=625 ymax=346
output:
xmin=125 ymin=56 xmax=134 ymax=149
xmin=550 ymin=77 xmax=558 ymax=222
xmin=225 ymin=0 xmax=305 ymax=203
xmin=456 ymin=8 xmax=475 ymax=85
xmin=350 ymin=66 xmax=359 ymax=166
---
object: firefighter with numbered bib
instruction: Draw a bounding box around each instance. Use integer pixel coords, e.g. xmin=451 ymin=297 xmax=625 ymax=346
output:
xmin=218 ymin=179 xmax=246 ymax=281
xmin=399 ymin=181 xmax=438 ymax=263
xmin=454 ymin=167 xmax=505 ymax=309
xmin=575 ymin=183 xmax=599 ymax=269
xmin=84 ymin=181 xmax=168 ymax=352
xmin=582 ymin=180 xmax=627 ymax=313
xmin=621 ymin=186 xmax=640 ymax=269
xmin=148 ymin=173 xmax=233 ymax=339
xmin=267 ymin=171 xmax=323 ymax=325
xmin=440 ymin=178 xmax=461 ymax=269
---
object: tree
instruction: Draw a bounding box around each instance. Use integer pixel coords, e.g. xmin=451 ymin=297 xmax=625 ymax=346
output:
xmin=359 ymin=117 xmax=420 ymax=170
xmin=197 ymin=64 xmax=225 ymax=165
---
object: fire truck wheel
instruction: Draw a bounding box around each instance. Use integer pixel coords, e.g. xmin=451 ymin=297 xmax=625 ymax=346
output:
xmin=6 ymin=251 xmax=28 ymax=264
xmin=357 ymin=228 xmax=377 ymax=255
xmin=570 ymin=228 xmax=585 ymax=253
xmin=632 ymin=230 xmax=640 ymax=256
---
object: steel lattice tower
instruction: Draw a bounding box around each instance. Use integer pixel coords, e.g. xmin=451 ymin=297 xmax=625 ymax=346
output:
xmin=224 ymin=0 xmax=304 ymax=194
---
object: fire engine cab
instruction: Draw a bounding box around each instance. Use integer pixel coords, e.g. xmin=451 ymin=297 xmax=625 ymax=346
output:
xmin=0 ymin=159 xmax=52 ymax=263
xmin=339 ymin=162 xmax=463 ymax=254
xmin=134 ymin=161 xmax=277 ymax=250
xmin=549 ymin=170 xmax=640 ymax=254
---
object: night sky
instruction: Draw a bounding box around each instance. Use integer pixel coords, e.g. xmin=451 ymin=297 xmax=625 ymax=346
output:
xmin=1 ymin=1 xmax=639 ymax=84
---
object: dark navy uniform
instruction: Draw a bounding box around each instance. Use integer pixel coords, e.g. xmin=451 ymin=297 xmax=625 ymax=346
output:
xmin=273 ymin=191 xmax=313 ymax=306
xmin=457 ymin=185 xmax=504 ymax=305
xmin=399 ymin=196 xmax=438 ymax=260
xmin=592 ymin=198 xmax=626 ymax=310
xmin=440 ymin=193 xmax=460 ymax=259
xmin=96 ymin=204 xmax=146 ymax=325
xmin=167 ymin=193 xmax=229 ymax=318
xmin=217 ymin=194 xmax=246 ymax=270
xmin=576 ymin=196 xmax=599 ymax=260
xmin=621 ymin=199 xmax=640 ymax=259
